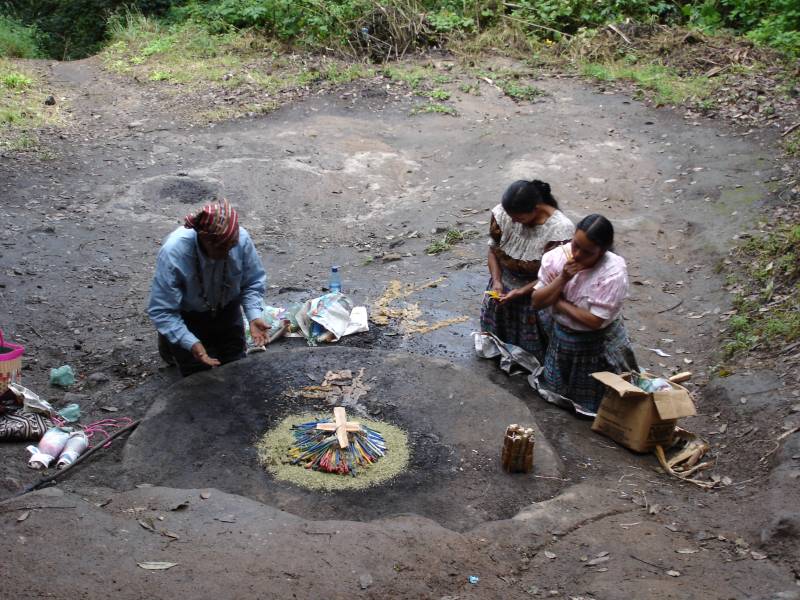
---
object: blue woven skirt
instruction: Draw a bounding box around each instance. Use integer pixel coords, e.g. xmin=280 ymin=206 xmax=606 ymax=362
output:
xmin=480 ymin=276 xmax=548 ymax=363
xmin=542 ymin=318 xmax=638 ymax=413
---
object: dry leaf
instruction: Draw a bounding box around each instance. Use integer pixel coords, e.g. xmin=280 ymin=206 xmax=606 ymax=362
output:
xmin=751 ymin=551 xmax=767 ymax=560
xmin=216 ymin=515 xmax=236 ymax=523
xmin=665 ymin=524 xmax=679 ymax=532
xmin=138 ymin=519 xmax=155 ymax=531
xmin=162 ymin=531 xmax=180 ymax=540
xmin=138 ymin=562 xmax=178 ymax=570
xmin=17 ymin=511 xmax=30 ymax=522
xmin=586 ymin=556 xmax=610 ymax=566
xmin=676 ymin=548 xmax=698 ymax=554
xmin=100 ymin=406 xmax=119 ymax=412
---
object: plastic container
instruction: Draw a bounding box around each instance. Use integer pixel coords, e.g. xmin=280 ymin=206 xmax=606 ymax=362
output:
xmin=57 ymin=431 xmax=89 ymax=469
xmin=27 ymin=427 xmax=71 ymax=470
xmin=0 ymin=329 xmax=24 ymax=396
xmin=329 ymin=265 xmax=342 ymax=293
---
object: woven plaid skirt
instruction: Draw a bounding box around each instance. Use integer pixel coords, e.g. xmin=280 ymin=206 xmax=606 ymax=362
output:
xmin=480 ymin=276 xmax=548 ymax=363
xmin=542 ymin=318 xmax=639 ymax=413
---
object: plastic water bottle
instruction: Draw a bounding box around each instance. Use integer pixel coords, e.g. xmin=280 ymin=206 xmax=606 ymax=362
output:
xmin=329 ymin=265 xmax=342 ymax=293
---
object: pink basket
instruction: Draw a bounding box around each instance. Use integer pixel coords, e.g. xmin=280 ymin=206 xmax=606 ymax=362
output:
xmin=0 ymin=330 xmax=24 ymax=394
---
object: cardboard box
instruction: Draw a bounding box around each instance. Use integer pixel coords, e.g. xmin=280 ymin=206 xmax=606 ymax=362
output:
xmin=590 ymin=372 xmax=696 ymax=453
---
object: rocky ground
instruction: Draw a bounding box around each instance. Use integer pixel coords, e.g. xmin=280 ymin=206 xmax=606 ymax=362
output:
xmin=0 ymin=52 xmax=798 ymax=598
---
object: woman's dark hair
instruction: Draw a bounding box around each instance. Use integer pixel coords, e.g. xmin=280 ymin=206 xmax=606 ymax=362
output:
xmin=501 ymin=179 xmax=558 ymax=214
xmin=576 ymin=214 xmax=614 ymax=250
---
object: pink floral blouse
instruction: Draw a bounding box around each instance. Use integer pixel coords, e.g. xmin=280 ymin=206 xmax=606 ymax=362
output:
xmin=536 ymin=243 xmax=629 ymax=331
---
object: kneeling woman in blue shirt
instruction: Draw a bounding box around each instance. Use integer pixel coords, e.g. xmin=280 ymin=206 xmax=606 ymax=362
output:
xmin=147 ymin=199 xmax=269 ymax=377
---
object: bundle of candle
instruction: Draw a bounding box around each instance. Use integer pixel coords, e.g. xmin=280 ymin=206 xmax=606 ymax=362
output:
xmin=501 ymin=424 xmax=534 ymax=474
xmin=288 ymin=419 xmax=386 ymax=476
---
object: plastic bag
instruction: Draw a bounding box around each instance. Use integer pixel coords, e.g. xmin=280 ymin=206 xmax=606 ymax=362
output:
xmin=8 ymin=383 xmax=55 ymax=416
xmin=27 ymin=427 xmax=71 ymax=469
xmin=296 ymin=293 xmax=369 ymax=343
xmin=50 ymin=365 xmax=75 ymax=388
xmin=633 ymin=374 xmax=672 ymax=393
xmin=57 ymin=403 xmax=81 ymax=423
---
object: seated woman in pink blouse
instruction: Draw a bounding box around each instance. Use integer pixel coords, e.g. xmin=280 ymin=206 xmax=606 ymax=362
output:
xmin=532 ymin=214 xmax=638 ymax=414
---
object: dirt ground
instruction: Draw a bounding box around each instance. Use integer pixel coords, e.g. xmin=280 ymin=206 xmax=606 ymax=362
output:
xmin=1 ymin=55 xmax=799 ymax=599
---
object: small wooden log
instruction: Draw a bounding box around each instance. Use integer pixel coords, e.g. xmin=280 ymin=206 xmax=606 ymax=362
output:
xmin=669 ymin=371 xmax=692 ymax=384
xmin=502 ymin=424 xmax=519 ymax=471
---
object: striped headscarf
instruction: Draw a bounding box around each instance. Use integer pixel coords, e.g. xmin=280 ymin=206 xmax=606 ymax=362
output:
xmin=184 ymin=199 xmax=239 ymax=245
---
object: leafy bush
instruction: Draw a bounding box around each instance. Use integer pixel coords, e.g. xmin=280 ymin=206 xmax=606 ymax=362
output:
xmin=0 ymin=15 xmax=42 ymax=58
xmin=177 ymin=0 xmax=368 ymax=44
xmin=687 ymin=0 xmax=800 ymax=55
xmin=3 ymin=0 xmax=177 ymax=59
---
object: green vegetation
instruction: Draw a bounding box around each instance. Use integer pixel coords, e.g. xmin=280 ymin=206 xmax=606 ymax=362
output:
xmin=499 ymin=80 xmax=544 ymax=101
xmin=426 ymin=228 xmax=478 ymax=254
xmin=581 ymin=62 xmax=716 ymax=105
xmin=2 ymin=0 xmax=798 ymax=60
xmin=412 ymin=102 xmax=457 ymax=116
xmin=99 ymin=12 xmax=377 ymax=121
xmin=0 ymin=59 xmax=62 ymax=152
xmin=427 ymin=87 xmax=450 ymax=100
xmin=0 ymin=15 xmax=43 ymax=58
xmin=784 ymin=130 xmax=800 ymax=157
xmin=722 ymin=223 xmax=800 ymax=358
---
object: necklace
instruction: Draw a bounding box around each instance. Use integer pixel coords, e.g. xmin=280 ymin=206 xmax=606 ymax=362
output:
xmin=195 ymin=248 xmax=229 ymax=317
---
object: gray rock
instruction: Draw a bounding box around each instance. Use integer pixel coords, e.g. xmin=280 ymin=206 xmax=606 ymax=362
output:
xmin=88 ymin=372 xmax=110 ymax=386
xmin=359 ymin=573 xmax=373 ymax=589
xmin=770 ymin=592 xmax=800 ymax=600
xmin=63 ymin=392 xmax=89 ymax=404
xmin=1 ymin=476 xmax=21 ymax=492
xmin=760 ymin=511 xmax=800 ymax=544
xmin=382 ymin=253 xmax=403 ymax=262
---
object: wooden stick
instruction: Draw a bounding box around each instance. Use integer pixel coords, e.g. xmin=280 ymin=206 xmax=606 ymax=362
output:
xmin=781 ymin=122 xmax=800 ymax=137
xmin=333 ymin=407 xmax=349 ymax=450
xmin=607 ymin=23 xmax=631 ymax=44
xmin=657 ymin=299 xmax=683 ymax=314
xmin=14 ymin=420 xmax=141 ymax=498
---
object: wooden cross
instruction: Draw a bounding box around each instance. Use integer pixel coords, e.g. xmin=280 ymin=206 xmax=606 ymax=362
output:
xmin=315 ymin=406 xmax=361 ymax=449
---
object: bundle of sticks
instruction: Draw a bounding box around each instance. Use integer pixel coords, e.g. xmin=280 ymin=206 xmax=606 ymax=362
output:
xmin=501 ymin=424 xmax=534 ymax=473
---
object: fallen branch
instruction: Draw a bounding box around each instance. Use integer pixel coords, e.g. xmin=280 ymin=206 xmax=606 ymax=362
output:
xmin=14 ymin=419 xmax=141 ymax=498
xmin=629 ymin=554 xmax=663 ymax=571
xmin=781 ymin=122 xmax=800 ymax=137
xmin=499 ymin=10 xmax=573 ymax=39
xmin=657 ymin=299 xmax=683 ymax=314
xmin=607 ymin=23 xmax=631 ymax=44
xmin=0 ymin=505 xmax=76 ymax=513
xmin=759 ymin=426 xmax=800 ymax=464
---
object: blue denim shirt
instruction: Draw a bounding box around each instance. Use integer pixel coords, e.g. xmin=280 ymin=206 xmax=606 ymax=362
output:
xmin=147 ymin=226 xmax=267 ymax=351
